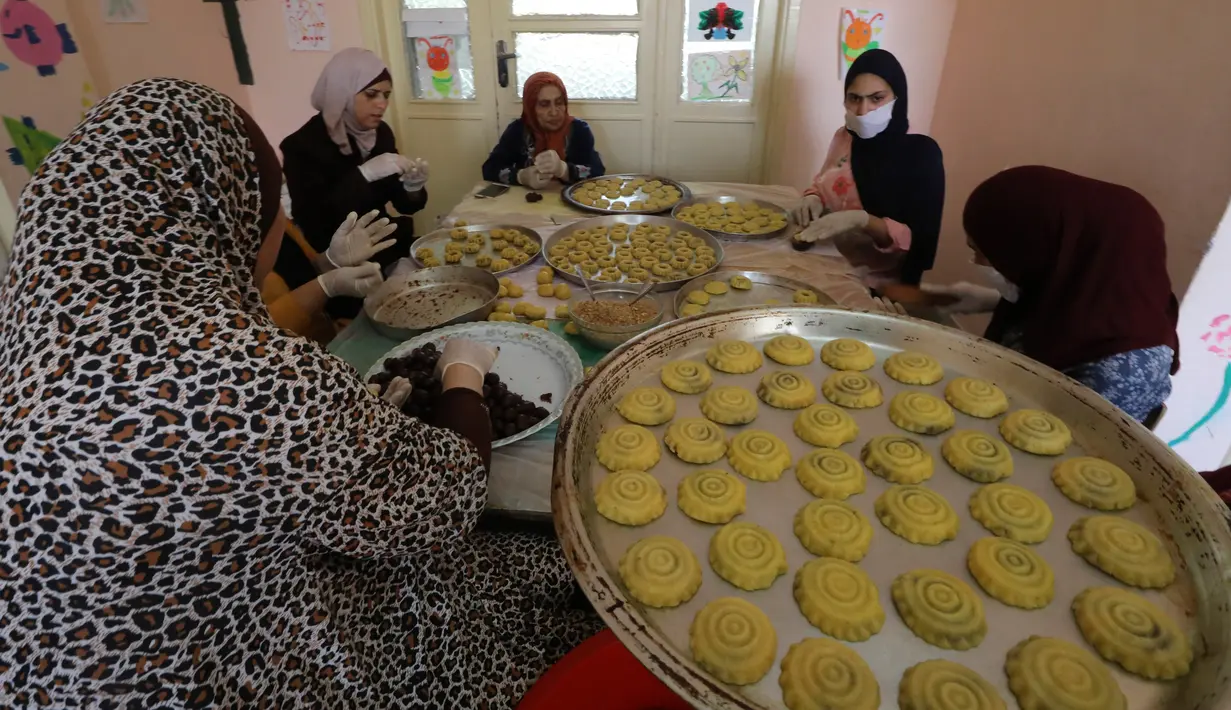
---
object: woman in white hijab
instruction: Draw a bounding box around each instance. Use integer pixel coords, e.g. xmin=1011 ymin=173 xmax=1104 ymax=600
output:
xmin=279 ymin=48 xmax=431 ymax=320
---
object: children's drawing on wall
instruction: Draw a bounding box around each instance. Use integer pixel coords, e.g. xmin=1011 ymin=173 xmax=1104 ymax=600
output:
xmin=0 ymin=0 xmax=79 ymax=77
xmin=1167 ymin=313 xmax=1231 ymax=449
xmin=4 ymin=116 xmax=62 ymax=175
xmin=839 ymin=8 xmax=885 ymax=79
xmin=413 ymin=35 xmax=474 ymax=100
xmin=418 ymin=36 xmax=455 ymax=99
xmin=687 ymin=0 xmax=753 ymax=42
xmin=101 ymin=0 xmax=147 ymax=24
xmin=283 ymin=0 xmax=330 ymax=52
xmin=687 ymin=50 xmax=753 ymax=101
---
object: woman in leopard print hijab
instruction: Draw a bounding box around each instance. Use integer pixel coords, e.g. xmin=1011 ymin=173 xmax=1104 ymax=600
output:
xmin=0 ymin=78 xmax=599 ymax=708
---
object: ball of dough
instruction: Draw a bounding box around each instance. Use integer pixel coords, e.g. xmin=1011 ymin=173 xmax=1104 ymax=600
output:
xmin=678 ymin=469 xmax=747 ymax=524
xmin=779 ymin=638 xmax=879 ymax=710
xmin=875 ymin=485 xmax=958 ymax=545
xmin=615 ymin=387 xmax=677 ymax=426
xmin=763 ymin=334 xmax=814 ymax=366
xmin=555 ymin=304 xmax=569 ymax=318
xmin=596 ymin=424 xmax=661 ymax=471
xmin=793 ymin=289 xmax=820 ymax=304
xmin=664 ymin=418 xmax=727 ymax=464
xmin=794 ymin=558 xmax=885 ymax=641
xmin=523 ymin=305 xmax=547 ymax=320
xmin=795 ymin=448 xmax=865 ymax=500
xmin=1005 ymin=636 xmax=1126 ymax=710
xmin=536 ymin=270 xmax=553 ymax=285
xmin=821 ymin=371 xmax=883 ymax=408
xmin=506 ymin=283 xmax=524 ymax=298
xmin=530 ymin=319 xmax=548 ymax=329
xmin=689 ymin=598 xmax=777 ymax=686
xmin=708 ymin=521 xmax=788 ymax=590
xmin=883 ymin=351 xmax=945 ymax=385
xmin=969 ymin=483 xmax=1053 ymax=544
xmin=757 ymin=370 xmax=817 ymax=409
xmin=794 ymin=499 xmax=873 ymax=561
xmin=563 ymin=321 xmax=580 ymax=335
xmin=967 ymin=536 xmax=1054 ymax=609
xmin=999 ymin=409 xmax=1072 ymax=455
xmin=862 ymin=435 xmax=933 ymax=484
xmin=1052 ymin=457 xmax=1136 ymax=510
xmin=619 ymin=536 xmax=702 ymax=608
xmin=1068 ymin=515 xmax=1175 ymax=588
xmin=727 ymin=430 xmax=792 ymax=482
xmin=891 ymin=569 xmax=987 ymax=650
xmin=889 ymin=391 xmax=956 ymax=435
xmin=1072 ymin=586 xmax=1193 ymax=679
xmin=898 ymin=660 xmax=1006 ymax=710
xmin=700 ymin=386 xmax=759 ymax=425
xmin=941 ymin=430 xmax=1014 ymax=483
xmin=537 ymin=283 xmax=555 ymax=297
xmin=729 ymin=275 xmax=753 ymax=290
xmin=595 ymin=470 xmax=667 ymax=526
xmin=706 ymin=340 xmax=764 ymax=374
xmin=821 ymin=338 xmax=876 ymax=371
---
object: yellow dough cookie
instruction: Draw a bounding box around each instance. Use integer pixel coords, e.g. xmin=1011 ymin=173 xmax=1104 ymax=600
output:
xmin=709 ymin=522 xmax=788 ymax=590
xmin=891 ymin=569 xmax=987 ymax=650
xmin=660 ymin=360 xmax=713 ymax=394
xmin=969 ymin=483 xmax=1053 ymax=543
xmin=727 ymin=430 xmax=792 ymax=482
xmin=779 ymin=638 xmax=879 ymax=710
xmin=757 ymin=370 xmax=817 ymax=409
xmin=763 ymin=334 xmax=815 ymax=366
xmin=821 ymin=371 xmax=883 ymax=408
xmin=729 ymin=275 xmax=753 ymax=290
xmin=795 ymin=449 xmax=866 ymax=500
xmin=664 ymin=418 xmax=728 ymax=464
xmin=690 ymin=597 xmax=777 ymax=685
xmin=686 ymin=290 xmax=710 ymax=305
xmin=704 ymin=280 xmax=730 ymax=295
xmin=595 ymin=470 xmax=668 ymax=526
xmin=794 ymin=499 xmax=873 ymax=562
xmin=699 ymin=386 xmax=759 ymax=425
xmin=793 ymin=289 xmax=820 ymax=304
xmin=889 ymin=391 xmax=956 ymax=435
xmin=821 ymin=338 xmax=876 ymax=371
xmin=706 ymin=339 xmax=764 ymax=374
xmin=1005 ymin=636 xmax=1126 ymax=710
xmin=794 ymin=558 xmax=885 ymax=642
xmin=862 ymin=435 xmax=934 ymax=484
xmin=1072 ymin=586 xmax=1193 ymax=680
xmin=999 ymin=409 xmax=1072 ymax=455
xmin=615 ymin=387 xmax=677 ymax=426
xmin=883 ymin=351 xmax=944 ymax=385
xmin=941 ymin=430 xmax=1014 ymax=483
xmin=793 ymin=404 xmax=859 ymax=448
xmin=875 ymin=485 xmax=958 ymax=545
xmin=944 ymin=377 xmax=1009 ymax=418
xmin=967 ymin=537 xmax=1055 ymax=609
xmin=680 ymin=303 xmax=704 ymax=317
xmin=678 ymin=469 xmax=747 ymax=524
xmin=1068 ymin=515 xmax=1175 ymax=588
xmin=898 ymin=659 xmax=1006 ymax=710
xmin=1052 ymin=457 xmax=1137 ymax=511
xmin=619 ymin=536 xmax=702 ymax=608
xmin=596 ymin=424 xmax=661 ymax=471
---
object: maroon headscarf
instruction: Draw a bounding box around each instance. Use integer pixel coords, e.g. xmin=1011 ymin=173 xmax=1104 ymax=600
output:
xmin=964 ymin=166 xmax=1180 ymax=374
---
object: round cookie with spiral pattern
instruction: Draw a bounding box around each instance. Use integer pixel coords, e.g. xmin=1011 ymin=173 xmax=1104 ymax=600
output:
xmin=690 ymin=597 xmax=777 ymax=686
xmin=618 ymin=535 xmax=702 ymax=608
xmin=883 ymin=351 xmax=945 ymax=386
xmin=779 ymin=638 xmax=879 ymax=710
xmin=795 ymin=448 xmax=866 ymax=500
xmin=709 ymin=521 xmax=789 ymax=590
xmin=706 ymin=339 xmax=764 ymax=374
xmin=757 ymin=370 xmax=817 ymax=409
xmin=889 ymin=391 xmax=956 ymax=435
xmin=943 ymin=377 xmax=1009 ymax=418
xmin=876 ymin=485 xmax=958 ymax=545
xmin=1072 ymin=586 xmax=1193 ymax=680
xmin=941 ymin=430 xmax=1014 ymax=483
xmin=1051 ymin=457 xmax=1136 ymax=511
xmin=821 ymin=371 xmax=883 ymax=408
xmin=862 ymin=435 xmax=934 ymax=484
xmin=664 ymin=418 xmax=728 ymax=464
xmin=821 ymin=338 xmax=876 ymax=371
xmin=595 ymin=469 xmax=668 ymax=526
xmin=1068 ymin=515 xmax=1175 ymax=588
xmin=793 ymin=403 xmax=859 ymax=448
xmin=999 ymin=409 xmax=1072 ymax=455
xmin=763 ymin=334 xmax=815 ymax=366
xmin=660 ymin=360 xmax=713 ymax=394
xmin=677 ymin=469 xmax=746 ymax=524
xmin=794 ymin=558 xmax=885 ymax=641
xmin=891 ymin=569 xmax=987 ymax=650
xmin=727 ymin=430 xmax=793 ymax=481
xmin=899 ymin=659 xmax=1006 ymax=710
xmin=615 ymin=387 xmax=677 ymax=426
xmin=1005 ymin=636 xmax=1126 ymax=710
xmin=596 ymin=424 xmax=661 ymax=471
xmin=700 ymin=386 xmax=759 ymax=425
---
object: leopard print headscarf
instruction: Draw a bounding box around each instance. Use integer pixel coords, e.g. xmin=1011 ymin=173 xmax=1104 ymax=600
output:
xmin=0 ymin=79 xmax=490 ymax=706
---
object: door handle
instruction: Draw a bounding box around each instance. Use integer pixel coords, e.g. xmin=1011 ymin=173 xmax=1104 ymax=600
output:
xmin=496 ymin=39 xmax=518 ymax=88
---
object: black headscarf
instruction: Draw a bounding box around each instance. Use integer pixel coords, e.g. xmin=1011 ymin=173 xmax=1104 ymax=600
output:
xmin=845 ymin=49 xmax=946 ymax=285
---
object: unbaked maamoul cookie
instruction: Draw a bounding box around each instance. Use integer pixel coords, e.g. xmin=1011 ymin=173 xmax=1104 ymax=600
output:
xmin=883 ymin=351 xmax=944 ymax=385
xmin=727 ymin=430 xmax=792 ymax=482
xmin=709 ymin=521 xmax=788 ymax=590
xmin=941 ymin=430 xmax=1014 ymax=483
xmin=862 ymin=435 xmax=934 ymax=484
xmin=969 ymin=483 xmax=1053 ymax=543
xmin=706 ymin=339 xmax=764 ymax=374
xmin=1072 ymin=586 xmax=1193 ymax=680
xmin=967 ymin=536 xmax=1054 ymax=609
xmin=1068 ymin=515 xmax=1175 ymax=588
xmin=1052 ymin=457 xmax=1137 ymax=511
xmin=690 ymin=597 xmax=777 ymax=685
xmin=757 ymin=370 xmax=817 ymax=409
xmin=596 ymin=424 xmax=661 ymax=471
xmin=795 ymin=448 xmax=866 ymax=500
xmin=889 ymin=391 xmax=956 ymax=435
xmin=764 ymin=334 xmax=814 ymax=366
xmin=660 ymin=360 xmax=713 ymax=394
xmin=794 ymin=558 xmax=885 ymax=641
xmin=677 ymin=469 xmax=747 ymax=524
xmin=898 ymin=659 xmax=1006 ymax=710
xmin=793 ymin=403 xmax=859 ymax=448
xmin=664 ymin=418 xmax=728 ymax=464
xmin=699 ymin=386 xmax=759 ymax=425
xmin=779 ymin=638 xmax=879 ymax=710
xmin=875 ymin=485 xmax=958 ymax=545
xmin=1005 ymin=636 xmax=1126 ymax=710
xmin=943 ymin=377 xmax=1009 ymax=419
xmin=595 ymin=470 xmax=668 ymax=526
xmin=891 ymin=569 xmax=987 ymax=650
xmin=821 ymin=371 xmax=883 ymax=408
xmin=618 ymin=535 xmax=703 ymax=608
xmin=615 ymin=387 xmax=677 ymax=426
xmin=999 ymin=409 xmax=1072 ymax=455
xmin=794 ymin=499 xmax=873 ymax=562
xmin=821 ymin=338 xmax=876 ymax=371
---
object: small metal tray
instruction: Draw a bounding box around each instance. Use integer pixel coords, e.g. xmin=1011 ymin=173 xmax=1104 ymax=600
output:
xmin=544 ymin=214 xmax=725 ymax=293
xmin=563 ymin=173 xmax=692 ymax=215
xmin=673 ymin=269 xmax=836 ymax=317
xmin=363 ymin=265 xmax=499 ymax=341
xmin=409 ymin=223 xmax=543 ymax=275
xmin=671 ymin=195 xmax=793 ymax=242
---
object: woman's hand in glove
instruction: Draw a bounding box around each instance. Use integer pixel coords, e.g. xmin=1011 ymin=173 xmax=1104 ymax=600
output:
xmin=791 ymin=195 xmax=825 ymax=228
xmin=325 ymin=210 xmax=398 ymax=268
xmin=401 ymin=157 xmax=429 ymax=192
xmin=368 ymin=376 xmax=413 ymax=408
xmin=435 ymin=339 xmax=499 ymax=393
xmin=795 ymin=210 xmax=869 ymax=244
xmin=358 ymin=153 xmax=408 ymax=182
xmin=317 ymin=262 xmax=383 ymax=298
xmin=517 ymin=167 xmax=553 ymax=190
xmin=534 ymin=150 xmax=569 ymax=181
xmin=920 ymin=282 xmax=1003 ymax=314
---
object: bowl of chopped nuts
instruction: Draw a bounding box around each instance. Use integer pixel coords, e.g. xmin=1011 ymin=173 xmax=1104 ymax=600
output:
xmin=568 ymin=284 xmax=664 ymax=350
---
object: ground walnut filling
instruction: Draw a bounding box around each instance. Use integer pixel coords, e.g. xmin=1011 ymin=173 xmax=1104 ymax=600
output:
xmin=573 ymin=299 xmax=657 ymax=327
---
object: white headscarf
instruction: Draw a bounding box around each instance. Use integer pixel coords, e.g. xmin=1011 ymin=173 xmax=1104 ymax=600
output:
xmin=311 ymin=47 xmax=389 ymax=157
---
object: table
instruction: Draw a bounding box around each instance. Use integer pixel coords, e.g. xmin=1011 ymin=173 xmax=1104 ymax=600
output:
xmin=330 ymin=181 xmax=881 ymax=518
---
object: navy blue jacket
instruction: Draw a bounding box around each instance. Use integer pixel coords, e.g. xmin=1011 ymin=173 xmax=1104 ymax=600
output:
xmin=482 ymin=118 xmax=605 ymax=185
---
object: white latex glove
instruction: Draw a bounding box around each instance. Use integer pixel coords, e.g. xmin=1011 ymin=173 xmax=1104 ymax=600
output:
xmin=358 ymin=153 xmax=408 ymax=183
xmin=517 ymin=167 xmax=553 ymax=190
xmin=317 ymin=262 xmax=383 ymax=298
xmin=401 ymin=157 xmax=429 ymax=193
xmin=920 ymin=281 xmax=1002 ymax=314
xmin=795 ymin=210 xmax=870 ymax=244
xmin=368 ymin=376 xmax=412 ymax=408
xmin=792 ymin=194 xmax=825 ymax=227
xmin=534 ymin=150 xmax=569 ymax=181
xmin=434 ymin=338 xmax=499 ymax=381
xmin=325 ymin=210 xmax=399 ymax=268
xmin=871 ymin=296 xmax=908 ymax=316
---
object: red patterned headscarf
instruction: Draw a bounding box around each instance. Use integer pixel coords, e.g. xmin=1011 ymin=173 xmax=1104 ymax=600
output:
xmin=521 ymin=71 xmax=573 ymax=159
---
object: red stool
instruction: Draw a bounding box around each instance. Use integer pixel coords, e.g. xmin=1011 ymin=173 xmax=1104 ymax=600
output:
xmin=518 ymin=629 xmax=694 ymax=710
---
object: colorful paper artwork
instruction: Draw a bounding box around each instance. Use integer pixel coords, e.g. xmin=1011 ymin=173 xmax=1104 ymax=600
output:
xmin=283 ymin=0 xmax=330 ymax=52
xmin=414 ymin=35 xmax=473 ymax=100
xmin=687 ymin=50 xmax=753 ymax=101
xmin=0 ymin=0 xmax=79 ymax=77
xmin=687 ymin=0 xmax=755 ymax=42
xmin=101 ymin=0 xmax=147 ymax=24
xmin=839 ymin=8 xmax=886 ymax=79
xmin=1168 ymin=313 xmax=1231 ymax=448
xmin=4 ymin=116 xmax=62 ymax=175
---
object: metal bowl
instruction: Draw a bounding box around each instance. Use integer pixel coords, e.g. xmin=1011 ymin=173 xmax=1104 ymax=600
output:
xmin=408 ymin=224 xmax=544 ymax=275
xmin=567 ymin=283 xmax=664 ymax=351
xmin=562 ymin=173 xmax=692 ymax=215
xmin=363 ymin=265 xmax=499 ymax=341
xmin=671 ymin=195 xmax=792 ymax=242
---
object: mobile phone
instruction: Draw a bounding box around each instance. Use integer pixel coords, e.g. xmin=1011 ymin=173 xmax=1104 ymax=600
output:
xmin=475 ymin=183 xmax=510 ymax=199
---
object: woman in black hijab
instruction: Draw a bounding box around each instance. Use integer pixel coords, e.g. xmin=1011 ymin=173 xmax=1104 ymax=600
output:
xmin=791 ymin=49 xmax=945 ymax=287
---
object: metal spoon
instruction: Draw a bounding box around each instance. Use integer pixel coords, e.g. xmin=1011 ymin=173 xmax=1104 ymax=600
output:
xmin=628 ymin=281 xmax=655 ymax=306
xmin=582 ymin=278 xmax=598 ymax=301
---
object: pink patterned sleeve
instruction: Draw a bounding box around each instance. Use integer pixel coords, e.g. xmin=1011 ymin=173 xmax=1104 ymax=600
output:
xmin=876 ymin=218 xmax=913 ymax=253
xmin=802 ymin=129 xmax=852 ymax=204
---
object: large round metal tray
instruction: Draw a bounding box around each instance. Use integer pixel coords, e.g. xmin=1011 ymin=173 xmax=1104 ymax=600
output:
xmin=674 ymin=269 xmax=836 ymax=318
xmin=552 ymin=306 xmax=1231 ymax=710
xmin=671 ymin=195 xmax=792 ymax=242
xmin=563 ymin=173 xmax=692 ymax=215
xmin=363 ymin=265 xmax=499 ymax=341
xmin=545 ymin=215 xmax=725 ymax=293
xmin=409 ymin=223 xmax=543 ymax=275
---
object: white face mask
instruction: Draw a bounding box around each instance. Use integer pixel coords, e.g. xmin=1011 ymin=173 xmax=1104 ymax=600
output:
xmin=845 ymin=99 xmax=896 ymax=139
xmin=977 ymin=264 xmax=1020 ymax=303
